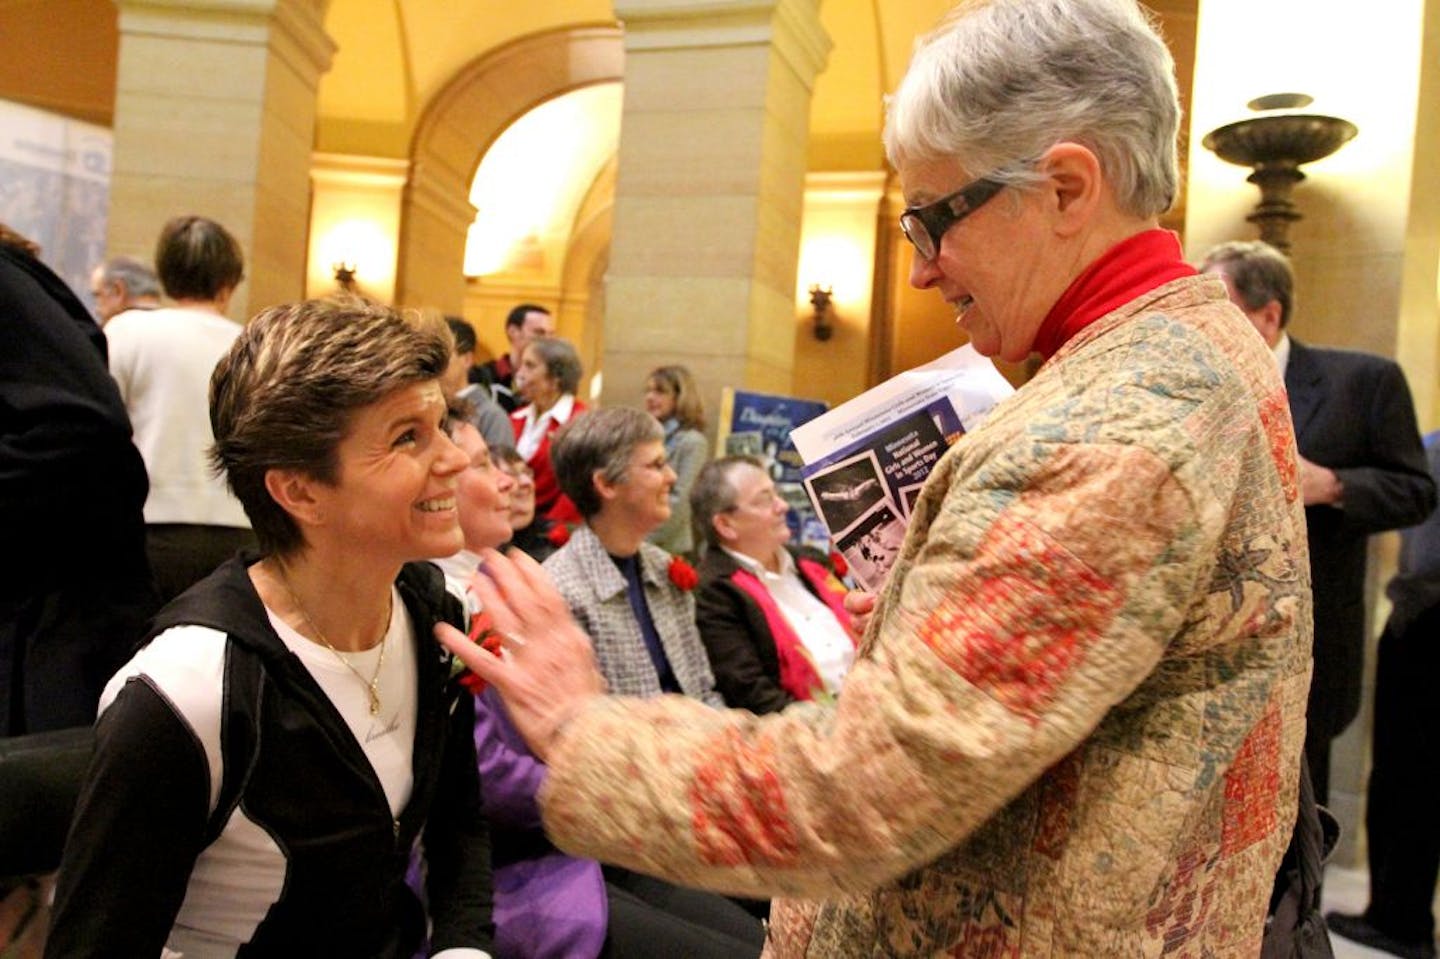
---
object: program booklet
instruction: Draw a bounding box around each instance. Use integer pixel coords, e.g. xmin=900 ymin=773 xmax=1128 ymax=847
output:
xmin=790 ymin=344 xmax=1015 ymax=590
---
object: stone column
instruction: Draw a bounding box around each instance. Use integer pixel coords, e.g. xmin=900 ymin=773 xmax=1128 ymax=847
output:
xmin=1184 ymin=0 xmax=1440 ymax=865
xmin=396 ymin=160 xmax=477 ymax=313
xmin=602 ymin=0 xmax=830 ymax=413
xmin=307 ymin=152 xmax=409 ymax=305
xmin=108 ymin=0 xmax=334 ymax=320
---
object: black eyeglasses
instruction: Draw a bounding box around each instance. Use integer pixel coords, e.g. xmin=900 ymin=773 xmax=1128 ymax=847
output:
xmin=898 ymin=174 xmax=1007 ymax=261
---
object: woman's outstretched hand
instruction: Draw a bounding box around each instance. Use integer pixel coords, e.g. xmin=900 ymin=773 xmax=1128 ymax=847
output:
xmin=435 ymin=547 xmax=605 ymax=761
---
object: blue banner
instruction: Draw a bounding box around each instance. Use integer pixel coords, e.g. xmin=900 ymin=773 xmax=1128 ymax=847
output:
xmin=717 ymin=387 xmax=830 ymax=551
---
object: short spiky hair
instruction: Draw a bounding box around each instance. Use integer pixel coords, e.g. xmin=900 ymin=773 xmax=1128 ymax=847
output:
xmin=209 ymin=296 xmax=449 ymax=555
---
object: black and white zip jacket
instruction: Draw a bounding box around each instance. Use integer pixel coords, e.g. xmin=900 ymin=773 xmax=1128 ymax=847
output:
xmin=46 ymin=556 xmax=494 ymax=957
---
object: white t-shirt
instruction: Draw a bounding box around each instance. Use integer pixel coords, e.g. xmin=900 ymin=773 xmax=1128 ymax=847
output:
xmin=267 ymin=586 xmax=417 ymax=815
xmin=106 ymin=306 xmax=249 ymax=527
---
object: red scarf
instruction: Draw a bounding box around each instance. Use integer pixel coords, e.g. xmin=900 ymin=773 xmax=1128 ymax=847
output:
xmin=1032 ymin=229 xmax=1195 ymax=360
xmin=796 ymin=557 xmax=854 ymax=633
xmin=730 ymin=559 xmax=856 ymax=702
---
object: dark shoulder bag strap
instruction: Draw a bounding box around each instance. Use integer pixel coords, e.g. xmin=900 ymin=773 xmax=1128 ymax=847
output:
xmin=1261 ymin=752 xmax=1336 ymax=959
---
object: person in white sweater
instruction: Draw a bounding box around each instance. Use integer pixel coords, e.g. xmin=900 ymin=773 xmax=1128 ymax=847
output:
xmin=107 ymin=215 xmax=255 ymax=603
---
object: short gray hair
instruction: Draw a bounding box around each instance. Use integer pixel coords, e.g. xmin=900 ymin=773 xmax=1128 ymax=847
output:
xmin=100 ymin=256 xmax=160 ymax=300
xmin=551 ymin=407 xmax=664 ymax=519
xmin=690 ymin=456 xmax=765 ymax=549
xmin=883 ymin=0 xmax=1181 ymax=219
xmin=521 ymin=336 xmax=583 ymax=395
xmin=1200 ymin=240 xmax=1295 ymax=328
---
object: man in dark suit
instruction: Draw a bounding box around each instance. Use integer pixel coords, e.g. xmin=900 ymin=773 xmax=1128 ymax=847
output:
xmin=474 ymin=303 xmax=555 ymax=413
xmin=1326 ymin=434 xmax=1440 ymax=959
xmin=1202 ymin=240 xmax=1435 ymax=804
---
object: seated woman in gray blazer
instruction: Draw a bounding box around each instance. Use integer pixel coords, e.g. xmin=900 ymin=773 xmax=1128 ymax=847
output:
xmin=542 ymin=406 xmax=723 ymax=705
xmin=541 ymin=408 xmax=766 ymax=938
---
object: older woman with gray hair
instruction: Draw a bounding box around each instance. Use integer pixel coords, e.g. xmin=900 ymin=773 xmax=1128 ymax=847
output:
xmin=442 ymin=1 xmax=1311 ymax=954
xmin=538 ymin=406 xmax=765 ymax=953
xmin=510 ymin=335 xmax=586 ymax=523
xmin=542 ymin=407 xmax=723 ymax=709
xmin=691 ymin=456 xmax=856 ymax=714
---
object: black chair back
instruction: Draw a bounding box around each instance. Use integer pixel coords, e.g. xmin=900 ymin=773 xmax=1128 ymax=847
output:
xmin=0 ymin=726 xmax=94 ymax=882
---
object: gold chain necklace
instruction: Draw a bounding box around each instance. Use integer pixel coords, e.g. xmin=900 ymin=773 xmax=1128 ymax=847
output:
xmin=276 ymin=564 xmax=391 ymax=716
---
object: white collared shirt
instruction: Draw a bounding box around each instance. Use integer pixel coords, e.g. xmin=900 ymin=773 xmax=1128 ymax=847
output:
xmin=434 ymin=550 xmax=485 ymax=618
xmin=1272 ymin=331 xmax=1291 ymax=380
xmin=723 ymin=547 xmax=855 ymax=695
xmin=514 ymin=393 xmax=575 ymax=460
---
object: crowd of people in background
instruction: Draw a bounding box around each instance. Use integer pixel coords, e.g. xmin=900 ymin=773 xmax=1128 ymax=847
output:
xmin=4 ymin=1 xmax=1440 ymax=956
xmin=3 ymin=206 xmax=795 ymax=957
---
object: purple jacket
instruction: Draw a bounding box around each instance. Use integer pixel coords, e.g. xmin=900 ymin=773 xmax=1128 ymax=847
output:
xmin=474 ymin=688 xmax=607 ymax=959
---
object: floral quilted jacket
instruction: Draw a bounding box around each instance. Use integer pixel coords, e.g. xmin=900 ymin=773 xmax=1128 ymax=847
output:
xmin=539 ymin=275 xmax=1312 ymax=957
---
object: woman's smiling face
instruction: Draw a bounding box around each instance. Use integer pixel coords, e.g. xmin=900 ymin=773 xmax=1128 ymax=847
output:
xmin=898 ymin=155 xmax=1066 ymax=363
xmin=311 ymin=380 xmax=469 ymax=563
xmin=452 ymin=421 xmax=516 ymax=551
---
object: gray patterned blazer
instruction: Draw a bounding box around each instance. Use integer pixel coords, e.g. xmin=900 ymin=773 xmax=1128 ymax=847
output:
xmin=543 ymin=524 xmax=723 ymax=707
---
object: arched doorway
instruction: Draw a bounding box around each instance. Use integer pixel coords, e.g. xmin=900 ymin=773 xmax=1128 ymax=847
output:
xmin=397 ymin=24 xmax=623 ymax=313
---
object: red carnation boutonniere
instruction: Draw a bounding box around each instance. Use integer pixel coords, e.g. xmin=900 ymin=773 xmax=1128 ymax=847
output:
xmin=828 ymin=550 xmax=849 ymax=579
xmin=667 ymin=555 xmax=699 ymax=591
xmin=546 ymin=523 xmax=573 ymax=547
xmin=454 ymin=608 xmax=504 ymax=695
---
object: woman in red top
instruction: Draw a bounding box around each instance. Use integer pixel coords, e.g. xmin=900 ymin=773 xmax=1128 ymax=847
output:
xmin=510 ymin=335 xmax=585 ymax=522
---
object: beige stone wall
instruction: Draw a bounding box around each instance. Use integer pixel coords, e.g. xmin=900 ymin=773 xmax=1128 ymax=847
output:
xmin=108 ymin=0 xmax=333 ymax=321
xmin=790 ymin=171 xmax=885 ymax=407
xmin=306 ymin=152 xmax=408 ymax=304
xmin=603 ymin=0 xmax=830 ymax=428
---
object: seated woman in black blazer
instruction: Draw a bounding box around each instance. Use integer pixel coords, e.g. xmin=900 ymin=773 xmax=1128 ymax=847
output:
xmin=690 ymin=456 xmax=858 ymax=714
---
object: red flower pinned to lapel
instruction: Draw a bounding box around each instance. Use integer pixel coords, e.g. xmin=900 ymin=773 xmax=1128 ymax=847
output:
xmin=668 ymin=555 xmax=699 ymax=591
xmin=546 ymin=523 xmax=572 ymax=547
xmin=456 ymin=608 xmax=504 ymax=695
xmin=828 ymin=550 xmax=849 ymax=579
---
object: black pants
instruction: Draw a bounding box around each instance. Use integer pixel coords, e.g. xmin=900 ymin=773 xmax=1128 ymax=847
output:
xmin=1303 ymin=725 xmax=1333 ymax=809
xmin=601 ymin=866 xmax=764 ymax=958
xmin=146 ymin=524 xmax=256 ymax=607
xmin=1362 ymin=609 xmax=1440 ymax=943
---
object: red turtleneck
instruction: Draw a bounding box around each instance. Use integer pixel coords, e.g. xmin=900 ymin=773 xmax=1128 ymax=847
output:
xmin=1031 ymin=229 xmax=1195 ymax=360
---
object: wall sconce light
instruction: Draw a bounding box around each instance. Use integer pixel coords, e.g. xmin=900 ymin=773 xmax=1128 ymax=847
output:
xmin=333 ymin=260 xmax=358 ymax=293
xmin=809 ymin=284 xmax=834 ymax=341
xmin=1202 ymin=93 xmax=1357 ymax=253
